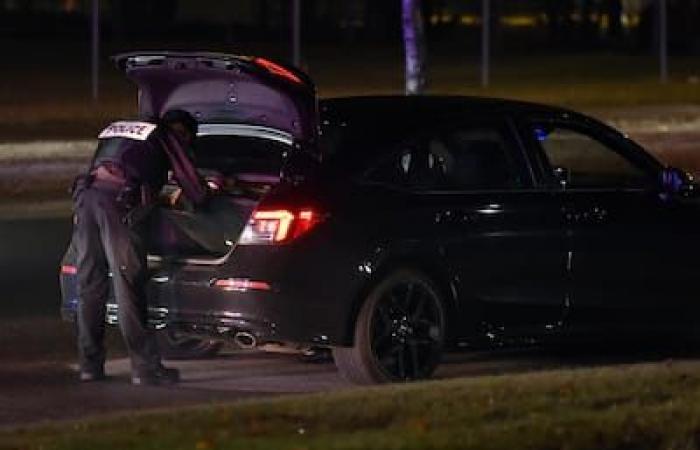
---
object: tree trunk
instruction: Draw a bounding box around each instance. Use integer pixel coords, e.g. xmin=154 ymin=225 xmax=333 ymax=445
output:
xmin=402 ymin=0 xmax=427 ymax=95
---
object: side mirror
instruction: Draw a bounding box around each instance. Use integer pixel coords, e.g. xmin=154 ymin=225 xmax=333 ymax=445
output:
xmin=660 ymin=167 xmax=694 ymax=197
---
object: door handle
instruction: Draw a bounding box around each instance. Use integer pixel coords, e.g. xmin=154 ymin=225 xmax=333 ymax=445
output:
xmin=434 ymin=210 xmax=477 ymax=225
xmin=562 ymin=206 xmax=608 ymax=224
xmin=588 ymin=206 xmax=608 ymax=222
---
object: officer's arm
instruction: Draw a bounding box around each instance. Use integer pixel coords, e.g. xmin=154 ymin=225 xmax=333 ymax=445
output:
xmin=161 ymin=132 xmax=208 ymax=206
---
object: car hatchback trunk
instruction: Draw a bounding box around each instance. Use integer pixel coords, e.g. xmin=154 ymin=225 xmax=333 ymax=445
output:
xmin=147 ymin=125 xmax=293 ymax=261
xmin=113 ymin=51 xmax=317 ymax=263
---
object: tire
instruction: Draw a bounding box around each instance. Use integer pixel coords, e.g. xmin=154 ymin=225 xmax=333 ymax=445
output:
xmin=333 ymin=269 xmax=446 ymax=384
xmin=155 ymin=329 xmax=224 ymax=360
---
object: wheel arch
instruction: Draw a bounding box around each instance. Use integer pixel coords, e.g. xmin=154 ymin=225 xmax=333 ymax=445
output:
xmin=340 ymin=248 xmax=461 ymax=347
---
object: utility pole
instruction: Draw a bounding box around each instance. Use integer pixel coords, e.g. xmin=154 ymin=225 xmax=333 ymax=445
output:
xmin=481 ymin=0 xmax=490 ymax=87
xmin=91 ymin=0 xmax=100 ymax=101
xmin=658 ymin=0 xmax=668 ymax=83
xmin=292 ymin=0 xmax=301 ymax=67
xmin=402 ymin=0 xmax=427 ymax=95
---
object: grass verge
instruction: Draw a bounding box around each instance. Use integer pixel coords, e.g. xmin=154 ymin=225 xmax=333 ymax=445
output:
xmin=3 ymin=360 xmax=700 ymax=449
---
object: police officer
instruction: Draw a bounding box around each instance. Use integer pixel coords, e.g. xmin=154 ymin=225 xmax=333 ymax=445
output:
xmin=73 ymin=109 xmax=207 ymax=385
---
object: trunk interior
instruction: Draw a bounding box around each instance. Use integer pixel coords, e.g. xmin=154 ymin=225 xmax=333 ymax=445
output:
xmin=147 ymin=130 xmax=289 ymax=261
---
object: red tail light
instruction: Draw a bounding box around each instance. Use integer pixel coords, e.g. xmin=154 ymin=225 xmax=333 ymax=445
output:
xmin=61 ymin=265 xmax=77 ymax=275
xmin=253 ymin=57 xmax=302 ymax=84
xmin=239 ymin=208 xmax=322 ymax=245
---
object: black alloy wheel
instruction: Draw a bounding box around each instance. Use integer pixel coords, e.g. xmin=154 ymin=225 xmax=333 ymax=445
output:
xmin=333 ymin=269 xmax=446 ymax=384
xmin=156 ymin=329 xmax=223 ymax=360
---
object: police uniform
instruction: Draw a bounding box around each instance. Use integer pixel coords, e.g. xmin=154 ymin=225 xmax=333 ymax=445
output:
xmin=73 ymin=115 xmax=206 ymax=384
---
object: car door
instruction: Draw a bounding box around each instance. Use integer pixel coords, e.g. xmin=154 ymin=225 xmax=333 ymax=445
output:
xmin=359 ymin=118 xmax=568 ymax=339
xmin=524 ymin=115 xmax=699 ymax=335
xmin=424 ymin=118 xmax=568 ymax=335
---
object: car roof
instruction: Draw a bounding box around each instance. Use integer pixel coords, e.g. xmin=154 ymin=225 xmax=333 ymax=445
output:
xmin=316 ymin=95 xmax=662 ymax=178
xmin=317 ymin=95 xmax=583 ymax=165
xmin=319 ymin=95 xmax=577 ymax=124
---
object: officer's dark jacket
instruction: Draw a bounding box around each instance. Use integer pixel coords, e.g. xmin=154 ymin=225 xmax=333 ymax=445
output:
xmin=90 ymin=120 xmax=207 ymax=205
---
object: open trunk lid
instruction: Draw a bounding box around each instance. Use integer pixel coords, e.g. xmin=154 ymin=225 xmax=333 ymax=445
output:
xmin=114 ymin=51 xmax=318 ymax=144
xmin=113 ymin=52 xmax=318 ymax=264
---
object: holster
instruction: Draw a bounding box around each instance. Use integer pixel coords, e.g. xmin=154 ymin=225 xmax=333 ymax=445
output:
xmin=118 ymin=183 xmax=156 ymax=227
xmin=115 ymin=184 xmax=139 ymax=210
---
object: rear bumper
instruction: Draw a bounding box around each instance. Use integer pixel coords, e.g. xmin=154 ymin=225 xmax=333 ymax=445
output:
xmin=60 ymin=278 xmax=286 ymax=344
xmin=149 ymin=277 xmax=338 ymax=346
xmin=61 ymin=298 xmax=285 ymax=345
xmin=60 ymin=270 xmax=349 ymax=347
xmin=60 ymin=232 xmax=370 ymax=347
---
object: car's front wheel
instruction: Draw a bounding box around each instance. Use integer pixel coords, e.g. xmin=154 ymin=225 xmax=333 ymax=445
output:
xmin=156 ymin=329 xmax=223 ymax=360
xmin=333 ymin=269 xmax=446 ymax=384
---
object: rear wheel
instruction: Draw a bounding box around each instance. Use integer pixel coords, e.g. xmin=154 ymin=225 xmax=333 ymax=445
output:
xmin=155 ymin=329 xmax=223 ymax=360
xmin=333 ymin=269 xmax=446 ymax=384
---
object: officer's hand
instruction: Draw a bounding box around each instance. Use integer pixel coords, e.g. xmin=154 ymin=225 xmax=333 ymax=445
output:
xmin=205 ymin=178 xmax=223 ymax=193
xmin=167 ymin=187 xmax=183 ymax=207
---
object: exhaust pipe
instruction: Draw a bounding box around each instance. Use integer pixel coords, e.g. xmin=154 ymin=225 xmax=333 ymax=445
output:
xmin=233 ymin=331 xmax=257 ymax=349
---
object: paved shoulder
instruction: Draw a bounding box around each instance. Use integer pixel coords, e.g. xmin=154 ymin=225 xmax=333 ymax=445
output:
xmin=0 ymin=352 xmax=347 ymax=430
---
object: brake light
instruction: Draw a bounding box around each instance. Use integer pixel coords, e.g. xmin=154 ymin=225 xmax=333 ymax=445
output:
xmin=253 ymin=57 xmax=302 ymax=84
xmin=239 ymin=208 xmax=322 ymax=245
xmin=61 ymin=265 xmax=77 ymax=275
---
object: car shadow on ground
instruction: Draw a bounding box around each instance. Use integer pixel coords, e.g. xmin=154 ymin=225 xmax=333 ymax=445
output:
xmin=95 ymin=339 xmax=700 ymax=389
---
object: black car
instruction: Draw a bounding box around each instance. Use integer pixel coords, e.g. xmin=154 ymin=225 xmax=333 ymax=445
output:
xmin=61 ymin=51 xmax=700 ymax=384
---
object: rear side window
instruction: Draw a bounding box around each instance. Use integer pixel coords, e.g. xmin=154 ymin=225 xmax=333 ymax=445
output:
xmin=365 ymin=138 xmax=435 ymax=188
xmin=430 ymin=127 xmax=524 ymax=189
xmin=365 ymin=124 xmax=526 ymax=191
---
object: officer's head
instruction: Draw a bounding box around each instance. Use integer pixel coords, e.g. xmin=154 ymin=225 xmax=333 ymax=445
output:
xmin=161 ymin=109 xmax=198 ymax=146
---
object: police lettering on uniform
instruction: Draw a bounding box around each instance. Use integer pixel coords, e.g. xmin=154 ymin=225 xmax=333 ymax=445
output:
xmin=72 ymin=109 xmax=207 ymax=385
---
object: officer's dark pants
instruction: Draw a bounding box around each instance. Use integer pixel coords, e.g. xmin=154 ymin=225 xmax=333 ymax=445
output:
xmin=74 ymin=181 xmax=161 ymax=375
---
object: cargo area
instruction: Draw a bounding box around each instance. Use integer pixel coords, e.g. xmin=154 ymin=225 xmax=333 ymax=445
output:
xmin=147 ymin=129 xmax=290 ymax=261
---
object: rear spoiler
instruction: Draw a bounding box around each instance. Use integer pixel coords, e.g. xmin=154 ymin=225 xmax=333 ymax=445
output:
xmin=113 ymin=52 xmax=314 ymax=90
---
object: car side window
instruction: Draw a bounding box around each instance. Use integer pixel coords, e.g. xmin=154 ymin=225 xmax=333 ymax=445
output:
xmin=532 ymin=124 xmax=653 ymax=189
xmin=429 ymin=127 xmax=524 ymax=190
xmin=366 ymin=139 xmax=437 ymax=189
xmin=365 ymin=125 xmax=525 ymax=191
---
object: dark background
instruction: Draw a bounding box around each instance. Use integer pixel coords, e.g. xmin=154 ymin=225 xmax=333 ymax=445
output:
xmin=4 ymin=0 xmax=700 ymax=54
xmin=3 ymin=1 xmax=700 ymax=142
